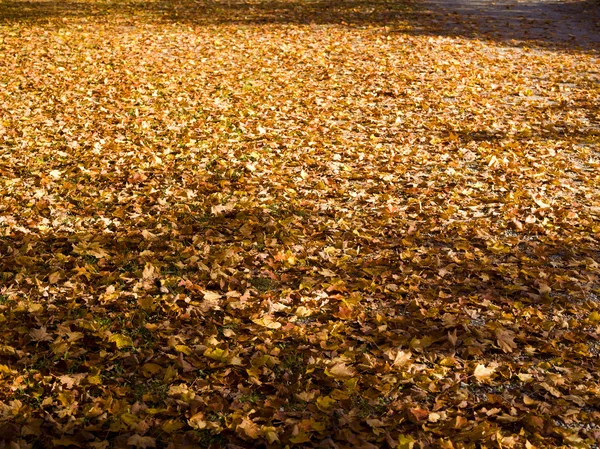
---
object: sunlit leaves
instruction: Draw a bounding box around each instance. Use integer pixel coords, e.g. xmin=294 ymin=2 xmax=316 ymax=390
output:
xmin=0 ymin=0 xmax=599 ymax=447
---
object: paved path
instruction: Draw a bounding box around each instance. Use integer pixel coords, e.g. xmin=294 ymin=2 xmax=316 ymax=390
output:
xmin=419 ymin=0 xmax=600 ymax=50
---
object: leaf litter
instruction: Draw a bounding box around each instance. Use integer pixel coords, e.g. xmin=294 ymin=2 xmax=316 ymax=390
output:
xmin=0 ymin=0 xmax=599 ymax=448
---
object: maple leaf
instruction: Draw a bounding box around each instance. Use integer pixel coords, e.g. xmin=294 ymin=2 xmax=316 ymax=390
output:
xmin=495 ymin=328 xmax=517 ymax=353
xmin=237 ymin=417 xmax=261 ymax=439
xmin=58 ymin=374 xmax=86 ymax=389
xmin=386 ymin=349 xmax=412 ymax=368
xmin=325 ymin=362 xmax=356 ymax=379
xmin=30 ymin=326 xmax=53 ymax=342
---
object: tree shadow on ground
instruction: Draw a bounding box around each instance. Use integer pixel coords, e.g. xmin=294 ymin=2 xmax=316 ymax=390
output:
xmin=1 ymin=195 xmax=600 ymax=446
xmin=0 ymin=0 xmax=599 ymax=52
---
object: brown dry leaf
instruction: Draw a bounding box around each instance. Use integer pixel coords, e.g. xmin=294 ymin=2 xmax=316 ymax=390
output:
xmin=48 ymin=272 xmax=61 ymax=284
xmin=495 ymin=328 xmax=517 ymax=353
xmin=237 ymin=417 xmax=261 ymax=439
xmin=188 ymin=412 xmax=208 ymax=430
xmin=30 ymin=326 xmax=53 ymax=342
xmin=385 ymin=348 xmax=412 ymax=368
xmin=408 ymin=407 xmax=430 ymax=423
xmin=142 ymin=263 xmax=156 ymax=280
xmin=325 ymin=362 xmax=356 ymax=379
xmin=126 ymin=434 xmax=156 ymax=448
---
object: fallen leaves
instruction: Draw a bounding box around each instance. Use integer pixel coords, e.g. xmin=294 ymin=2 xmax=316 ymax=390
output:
xmin=29 ymin=326 xmax=53 ymax=343
xmin=386 ymin=348 xmax=412 ymax=368
xmin=473 ymin=364 xmax=496 ymax=383
xmin=126 ymin=435 xmax=156 ymax=448
xmin=0 ymin=0 xmax=599 ymax=447
xmin=108 ymin=334 xmax=134 ymax=349
xmin=325 ymin=362 xmax=357 ymax=379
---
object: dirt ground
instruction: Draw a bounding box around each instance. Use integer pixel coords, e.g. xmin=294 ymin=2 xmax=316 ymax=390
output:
xmin=419 ymin=0 xmax=600 ymax=50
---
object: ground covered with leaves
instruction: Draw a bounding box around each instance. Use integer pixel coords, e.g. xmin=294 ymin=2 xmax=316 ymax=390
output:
xmin=0 ymin=0 xmax=599 ymax=447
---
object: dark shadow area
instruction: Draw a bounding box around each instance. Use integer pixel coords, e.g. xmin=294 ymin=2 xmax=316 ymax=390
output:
xmin=1 ymin=195 xmax=600 ymax=446
xmin=0 ymin=0 xmax=599 ymax=51
xmin=0 ymin=0 xmax=415 ymax=25
xmin=419 ymin=0 xmax=600 ymax=51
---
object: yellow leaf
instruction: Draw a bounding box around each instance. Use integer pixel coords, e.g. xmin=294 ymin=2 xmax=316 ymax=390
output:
xmin=397 ymin=434 xmax=415 ymax=449
xmin=261 ymin=426 xmax=279 ymax=444
xmin=162 ymin=419 xmax=185 ymax=433
xmin=163 ymin=365 xmax=178 ymax=383
xmin=316 ymin=395 xmax=336 ymax=411
xmin=109 ymin=334 xmax=134 ymax=349
xmin=289 ymin=432 xmax=311 ymax=444
xmin=588 ymin=311 xmax=600 ymax=323
xmin=252 ymin=315 xmax=281 ymax=329
xmin=204 ymin=347 xmax=229 ymax=362
xmin=120 ymin=413 xmax=139 ymax=426
xmin=173 ymin=344 xmax=192 ymax=355
xmin=0 ymin=345 xmax=16 ymax=356
xmin=87 ymin=374 xmax=102 ymax=385
xmin=189 ymin=412 xmax=207 ymax=430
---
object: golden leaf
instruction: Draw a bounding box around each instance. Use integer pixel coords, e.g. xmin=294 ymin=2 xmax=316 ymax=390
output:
xmin=237 ymin=417 xmax=260 ymax=439
xmin=473 ymin=364 xmax=495 ymax=383
xmin=142 ymin=262 xmax=156 ymax=280
xmin=188 ymin=412 xmax=207 ymax=430
xmin=161 ymin=419 xmax=185 ymax=433
xmin=109 ymin=334 xmax=134 ymax=349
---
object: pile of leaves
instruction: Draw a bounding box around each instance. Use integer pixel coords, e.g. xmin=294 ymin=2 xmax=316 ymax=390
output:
xmin=0 ymin=0 xmax=599 ymax=447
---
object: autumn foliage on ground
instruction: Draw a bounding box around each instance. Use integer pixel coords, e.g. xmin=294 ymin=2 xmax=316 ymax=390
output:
xmin=0 ymin=0 xmax=599 ymax=447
